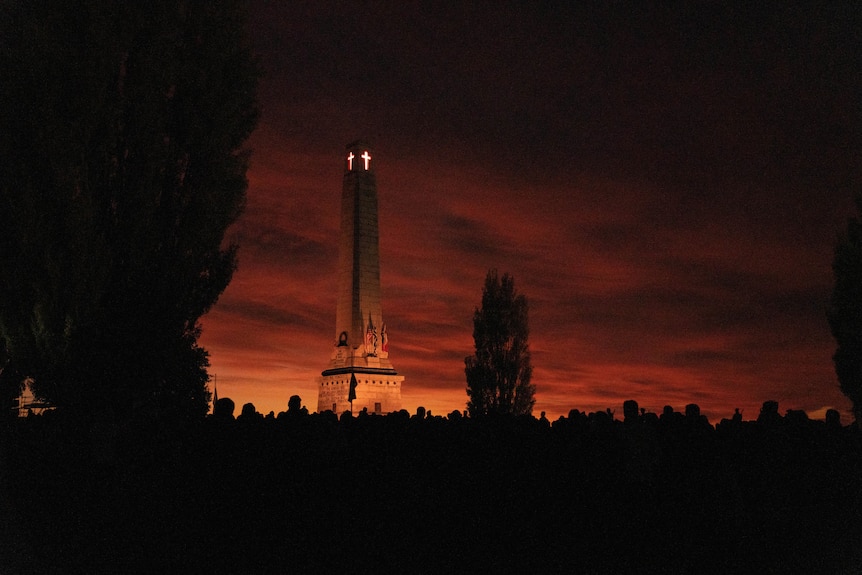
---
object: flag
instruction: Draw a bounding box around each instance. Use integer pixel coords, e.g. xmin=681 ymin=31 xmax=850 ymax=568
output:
xmin=381 ymin=324 xmax=389 ymax=353
xmin=365 ymin=313 xmax=377 ymax=355
xmin=348 ymin=373 xmax=357 ymax=402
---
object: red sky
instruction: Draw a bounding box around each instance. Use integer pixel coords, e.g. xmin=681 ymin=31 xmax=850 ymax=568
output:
xmin=199 ymin=1 xmax=861 ymax=422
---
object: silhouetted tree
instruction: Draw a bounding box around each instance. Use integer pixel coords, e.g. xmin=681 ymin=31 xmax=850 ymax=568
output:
xmin=0 ymin=338 xmax=20 ymax=421
xmin=828 ymin=193 xmax=862 ymax=424
xmin=0 ymin=1 xmax=258 ymax=420
xmin=465 ymin=269 xmax=535 ymax=416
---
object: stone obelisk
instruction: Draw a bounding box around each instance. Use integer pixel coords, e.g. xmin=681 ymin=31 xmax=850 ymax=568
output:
xmin=317 ymin=141 xmax=403 ymax=414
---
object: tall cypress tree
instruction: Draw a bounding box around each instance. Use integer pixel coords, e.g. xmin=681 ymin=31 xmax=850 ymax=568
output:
xmin=465 ymin=269 xmax=535 ymax=417
xmin=0 ymin=0 xmax=259 ymax=421
xmin=828 ymin=193 xmax=862 ymax=425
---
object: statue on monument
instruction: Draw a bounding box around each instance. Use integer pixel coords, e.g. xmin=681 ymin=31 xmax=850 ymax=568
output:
xmin=381 ymin=324 xmax=389 ymax=356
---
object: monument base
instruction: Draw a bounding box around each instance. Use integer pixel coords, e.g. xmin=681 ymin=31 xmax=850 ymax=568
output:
xmin=317 ymin=369 xmax=403 ymax=415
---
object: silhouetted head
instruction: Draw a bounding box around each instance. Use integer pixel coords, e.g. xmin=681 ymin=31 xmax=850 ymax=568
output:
xmin=623 ymin=400 xmax=639 ymax=422
xmin=213 ymin=397 xmax=235 ymax=421
xmin=757 ymin=400 xmax=781 ymax=425
xmin=239 ymin=403 xmax=257 ymax=420
xmin=288 ymin=395 xmax=302 ymax=413
xmin=826 ymin=409 xmax=841 ymax=428
xmin=593 ymin=410 xmax=611 ymax=425
xmin=761 ymin=400 xmax=779 ymax=415
xmin=415 ymin=406 xmax=426 ymax=419
xmin=684 ymin=404 xmax=700 ymax=419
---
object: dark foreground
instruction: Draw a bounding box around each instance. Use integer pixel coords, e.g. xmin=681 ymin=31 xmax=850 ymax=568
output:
xmin=2 ymin=407 xmax=861 ymax=574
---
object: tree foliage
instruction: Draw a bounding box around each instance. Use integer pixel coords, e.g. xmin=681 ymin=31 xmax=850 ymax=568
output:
xmin=828 ymin=193 xmax=862 ymax=424
xmin=465 ymin=270 xmax=535 ymax=417
xmin=0 ymin=0 xmax=258 ymax=420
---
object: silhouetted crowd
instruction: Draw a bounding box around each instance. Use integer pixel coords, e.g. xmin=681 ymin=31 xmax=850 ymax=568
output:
xmin=2 ymin=397 xmax=860 ymax=574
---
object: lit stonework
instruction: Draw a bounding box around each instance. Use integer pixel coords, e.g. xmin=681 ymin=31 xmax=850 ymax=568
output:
xmin=317 ymin=141 xmax=403 ymax=414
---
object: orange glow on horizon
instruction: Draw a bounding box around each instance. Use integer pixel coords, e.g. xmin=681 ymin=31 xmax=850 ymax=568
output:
xmin=198 ymin=139 xmax=852 ymax=423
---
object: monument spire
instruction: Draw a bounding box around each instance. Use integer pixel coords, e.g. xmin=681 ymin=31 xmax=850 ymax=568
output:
xmin=317 ymin=141 xmax=403 ymax=414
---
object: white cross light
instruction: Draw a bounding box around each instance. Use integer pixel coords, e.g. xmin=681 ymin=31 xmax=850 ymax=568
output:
xmin=347 ymin=152 xmax=354 ymax=170
xmin=361 ymin=151 xmax=371 ymax=170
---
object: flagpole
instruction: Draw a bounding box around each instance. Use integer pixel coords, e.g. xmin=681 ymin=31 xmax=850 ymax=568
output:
xmin=348 ymin=372 xmax=358 ymax=415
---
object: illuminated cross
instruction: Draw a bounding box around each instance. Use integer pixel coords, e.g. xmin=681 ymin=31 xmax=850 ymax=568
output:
xmin=361 ymin=151 xmax=371 ymax=170
xmin=347 ymin=152 xmax=354 ymax=170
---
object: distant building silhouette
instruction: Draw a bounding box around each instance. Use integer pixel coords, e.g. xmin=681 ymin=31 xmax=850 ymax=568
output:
xmin=12 ymin=381 xmax=52 ymax=417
